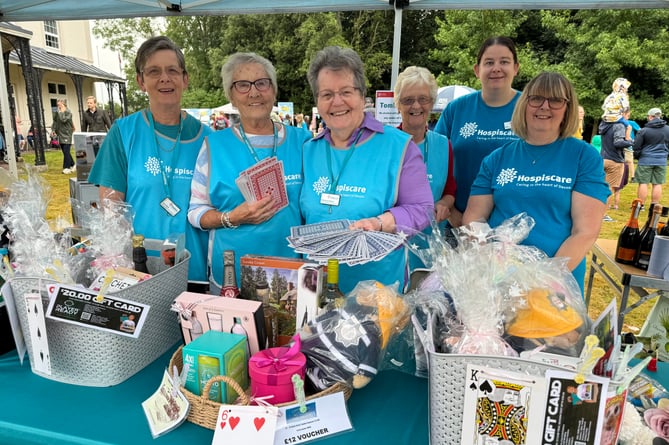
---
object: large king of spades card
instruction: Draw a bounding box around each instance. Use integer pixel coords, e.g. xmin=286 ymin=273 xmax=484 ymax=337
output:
xmin=461 ymin=364 xmax=547 ymax=445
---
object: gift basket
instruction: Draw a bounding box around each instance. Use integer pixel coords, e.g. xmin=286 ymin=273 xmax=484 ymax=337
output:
xmin=4 ymin=168 xmax=189 ymax=386
xmin=408 ymin=214 xmax=621 ymax=444
xmin=167 ymin=342 xmax=352 ymax=430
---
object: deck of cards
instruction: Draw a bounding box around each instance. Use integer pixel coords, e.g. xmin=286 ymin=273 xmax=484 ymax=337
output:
xmin=235 ymin=156 xmax=288 ymax=211
xmin=287 ymin=219 xmax=406 ymax=266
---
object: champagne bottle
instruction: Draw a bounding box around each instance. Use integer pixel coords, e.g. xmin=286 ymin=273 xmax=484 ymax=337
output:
xmin=220 ymin=250 xmax=240 ymax=298
xmin=640 ymin=202 xmax=657 ymax=234
xmin=615 ymin=199 xmax=643 ymax=265
xmin=132 ymin=234 xmax=150 ymax=273
xmin=321 ymin=259 xmax=345 ymax=309
xmin=634 ymin=204 xmax=662 ymax=270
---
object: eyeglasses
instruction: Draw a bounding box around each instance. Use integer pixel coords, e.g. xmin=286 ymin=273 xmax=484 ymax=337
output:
xmin=141 ymin=66 xmax=185 ymax=79
xmin=399 ymin=96 xmax=433 ymax=106
xmin=232 ymin=78 xmax=273 ymax=94
xmin=317 ymin=87 xmax=361 ymax=103
xmin=527 ymin=95 xmax=569 ymax=110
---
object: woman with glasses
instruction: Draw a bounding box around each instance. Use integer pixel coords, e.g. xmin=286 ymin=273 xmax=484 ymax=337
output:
xmin=394 ymin=66 xmax=456 ymax=270
xmin=89 ymin=36 xmax=212 ymax=292
xmin=187 ymin=52 xmax=311 ymax=294
xmin=300 ymin=46 xmax=433 ymax=293
xmin=463 ymin=72 xmax=610 ymax=290
xmin=434 ymin=36 xmax=521 ymax=228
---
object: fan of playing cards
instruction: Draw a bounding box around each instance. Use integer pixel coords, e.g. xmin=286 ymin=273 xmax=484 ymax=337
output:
xmin=235 ymin=156 xmax=288 ymax=211
xmin=287 ymin=219 xmax=407 ymax=266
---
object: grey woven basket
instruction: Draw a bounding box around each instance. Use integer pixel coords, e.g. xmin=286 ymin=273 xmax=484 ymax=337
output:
xmin=10 ymin=239 xmax=188 ymax=387
xmin=428 ymin=351 xmax=561 ymax=445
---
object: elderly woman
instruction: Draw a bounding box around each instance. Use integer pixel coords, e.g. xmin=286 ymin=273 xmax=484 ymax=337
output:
xmin=463 ymin=71 xmax=610 ymax=290
xmin=394 ymin=66 xmax=456 ymax=270
xmin=89 ymin=36 xmax=212 ymax=292
xmin=300 ymin=46 xmax=434 ymax=293
xmin=188 ymin=52 xmax=312 ymax=294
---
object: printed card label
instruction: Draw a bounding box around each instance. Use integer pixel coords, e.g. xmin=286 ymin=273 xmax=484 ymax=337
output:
xmin=45 ymin=284 xmax=150 ymax=338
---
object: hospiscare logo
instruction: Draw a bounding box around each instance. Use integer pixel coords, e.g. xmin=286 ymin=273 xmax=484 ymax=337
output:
xmin=144 ymin=156 xmax=194 ymax=177
xmin=459 ymin=121 xmax=514 ymax=140
xmin=496 ymin=168 xmax=573 ymax=188
xmin=312 ymin=176 xmax=367 ymax=196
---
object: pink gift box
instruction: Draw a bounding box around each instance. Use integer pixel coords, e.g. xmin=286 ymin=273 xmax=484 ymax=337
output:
xmin=249 ymin=336 xmax=306 ymax=405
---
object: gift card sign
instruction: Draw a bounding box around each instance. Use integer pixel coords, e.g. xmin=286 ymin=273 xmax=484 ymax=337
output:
xmin=45 ymin=284 xmax=150 ymax=338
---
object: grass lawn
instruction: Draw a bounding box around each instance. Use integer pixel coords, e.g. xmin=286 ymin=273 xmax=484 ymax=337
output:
xmin=14 ymin=149 xmax=664 ymax=332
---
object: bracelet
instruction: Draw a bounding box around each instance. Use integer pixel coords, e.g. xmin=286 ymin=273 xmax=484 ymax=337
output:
xmin=375 ymin=215 xmax=383 ymax=232
xmin=220 ymin=211 xmax=238 ymax=229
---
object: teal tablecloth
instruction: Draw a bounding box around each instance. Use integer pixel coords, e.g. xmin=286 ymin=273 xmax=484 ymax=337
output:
xmin=0 ymin=345 xmax=429 ymax=444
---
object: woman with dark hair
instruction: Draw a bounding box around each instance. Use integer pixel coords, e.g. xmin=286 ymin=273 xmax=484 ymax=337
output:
xmin=434 ymin=36 xmax=521 ymax=227
xmin=300 ymin=46 xmax=433 ymax=293
xmin=88 ymin=36 xmax=212 ymax=291
xmin=463 ymin=72 xmax=610 ymax=290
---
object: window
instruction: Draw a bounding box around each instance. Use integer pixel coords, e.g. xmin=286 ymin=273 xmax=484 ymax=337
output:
xmin=44 ymin=20 xmax=59 ymax=49
xmin=47 ymin=83 xmax=67 ymax=95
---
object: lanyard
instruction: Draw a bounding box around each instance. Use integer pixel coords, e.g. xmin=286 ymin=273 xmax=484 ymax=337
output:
xmin=326 ymin=129 xmax=363 ymax=194
xmin=419 ymin=131 xmax=429 ymax=165
xmin=238 ymin=121 xmax=278 ymax=163
xmin=147 ymin=110 xmax=183 ymax=199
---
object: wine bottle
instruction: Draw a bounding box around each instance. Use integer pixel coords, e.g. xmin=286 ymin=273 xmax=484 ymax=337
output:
xmin=615 ymin=199 xmax=643 ymax=265
xmin=659 ymin=207 xmax=669 ymax=235
xmin=132 ymin=234 xmax=150 ymax=273
xmin=230 ymin=316 xmax=250 ymax=359
xmin=634 ymin=204 xmax=662 ymax=270
xmin=321 ymin=259 xmax=345 ymax=309
xmin=640 ymin=202 xmax=657 ymax=234
xmin=220 ymin=250 xmax=240 ymax=298
xmin=256 ymin=280 xmax=278 ymax=348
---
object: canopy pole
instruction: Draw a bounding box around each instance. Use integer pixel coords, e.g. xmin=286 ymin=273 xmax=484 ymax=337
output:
xmin=0 ymin=36 xmax=18 ymax=179
xmin=390 ymin=4 xmax=403 ymax=90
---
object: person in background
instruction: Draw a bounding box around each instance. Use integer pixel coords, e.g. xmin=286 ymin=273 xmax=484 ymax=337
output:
xmin=88 ymin=36 xmax=212 ymax=292
xmin=393 ymin=65 xmax=455 ymax=271
xmin=82 ymin=96 xmax=111 ymax=133
xmin=464 ymin=71 xmax=610 ymax=291
xmin=51 ymin=98 xmax=75 ymax=174
xmin=434 ymin=36 xmax=520 ymax=227
xmin=295 ymin=113 xmax=308 ymax=130
xmin=599 ymin=107 xmax=633 ymax=221
xmin=188 ymin=52 xmax=311 ymax=294
xmin=601 ymin=78 xmax=631 ymax=125
xmin=300 ymin=46 xmax=433 ymax=293
xmin=633 ymin=107 xmax=669 ymax=208
xmin=573 ymin=105 xmax=585 ymax=140
xmin=611 ymin=108 xmax=638 ymax=210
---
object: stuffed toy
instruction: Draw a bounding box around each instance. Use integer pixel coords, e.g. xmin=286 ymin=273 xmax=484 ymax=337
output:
xmin=504 ymin=288 xmax=588 ymax=357
xmin=300 ymin=281 xmax=409 ymax=390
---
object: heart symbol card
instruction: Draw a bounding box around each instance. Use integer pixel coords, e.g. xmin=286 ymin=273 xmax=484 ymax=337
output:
xmin=213 ymin=404 xmax=278 ymax=445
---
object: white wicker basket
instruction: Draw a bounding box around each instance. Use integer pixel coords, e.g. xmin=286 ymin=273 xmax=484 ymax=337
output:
xmin=10 ymin=239 xmax=188 ymax=387
xmin=428 ymin=351 xmax=562 ymax=445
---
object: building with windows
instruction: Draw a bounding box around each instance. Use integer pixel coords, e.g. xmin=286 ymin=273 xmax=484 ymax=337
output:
xmin=1 ymin=20 xmax=125 ymax=164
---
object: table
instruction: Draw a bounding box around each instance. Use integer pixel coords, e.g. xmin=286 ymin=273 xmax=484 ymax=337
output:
xmin=585 ymin=238 xmax=669 ymax=329
xmin=0 ymin=344 xmax=429 ymax=445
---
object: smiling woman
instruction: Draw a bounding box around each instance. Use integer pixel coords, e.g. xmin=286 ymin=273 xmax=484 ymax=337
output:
xmin=187 ymin=52 xmax=312 ymax=295
xmin=463 ymin=71 xmax=611 ymax=292
xmin=299 ymin=46 xmax=434 ymax=293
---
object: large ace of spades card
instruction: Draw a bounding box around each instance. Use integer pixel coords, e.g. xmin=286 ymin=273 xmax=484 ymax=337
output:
xmin=461 ymin=364 xmax=547 ymax=445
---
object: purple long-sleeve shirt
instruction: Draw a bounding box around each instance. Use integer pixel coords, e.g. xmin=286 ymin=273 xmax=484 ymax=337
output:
xmin=313 ymin=112 xmax=434 ymax=233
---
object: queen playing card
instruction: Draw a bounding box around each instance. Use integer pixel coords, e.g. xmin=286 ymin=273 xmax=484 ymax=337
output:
xmin=461 ymin=364 xmax=547 ymax=445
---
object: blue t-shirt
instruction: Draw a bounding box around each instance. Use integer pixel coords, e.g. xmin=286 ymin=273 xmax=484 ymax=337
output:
xmin=434 ymin=90 xmax=520 ymax=212
xmin=470 ymin=137 xmax=610 ymax=290
xmin=88 ymin=110 xmax=212 ymax=283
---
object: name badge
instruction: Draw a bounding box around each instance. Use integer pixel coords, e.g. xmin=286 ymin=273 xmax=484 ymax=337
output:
xmin=160 ymin=197 xmax=181 ymax=217
xmin=504 ymin=121 xmax=512 ymax=130
xmin=320 ymin=193 xmax=340 ymax=207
